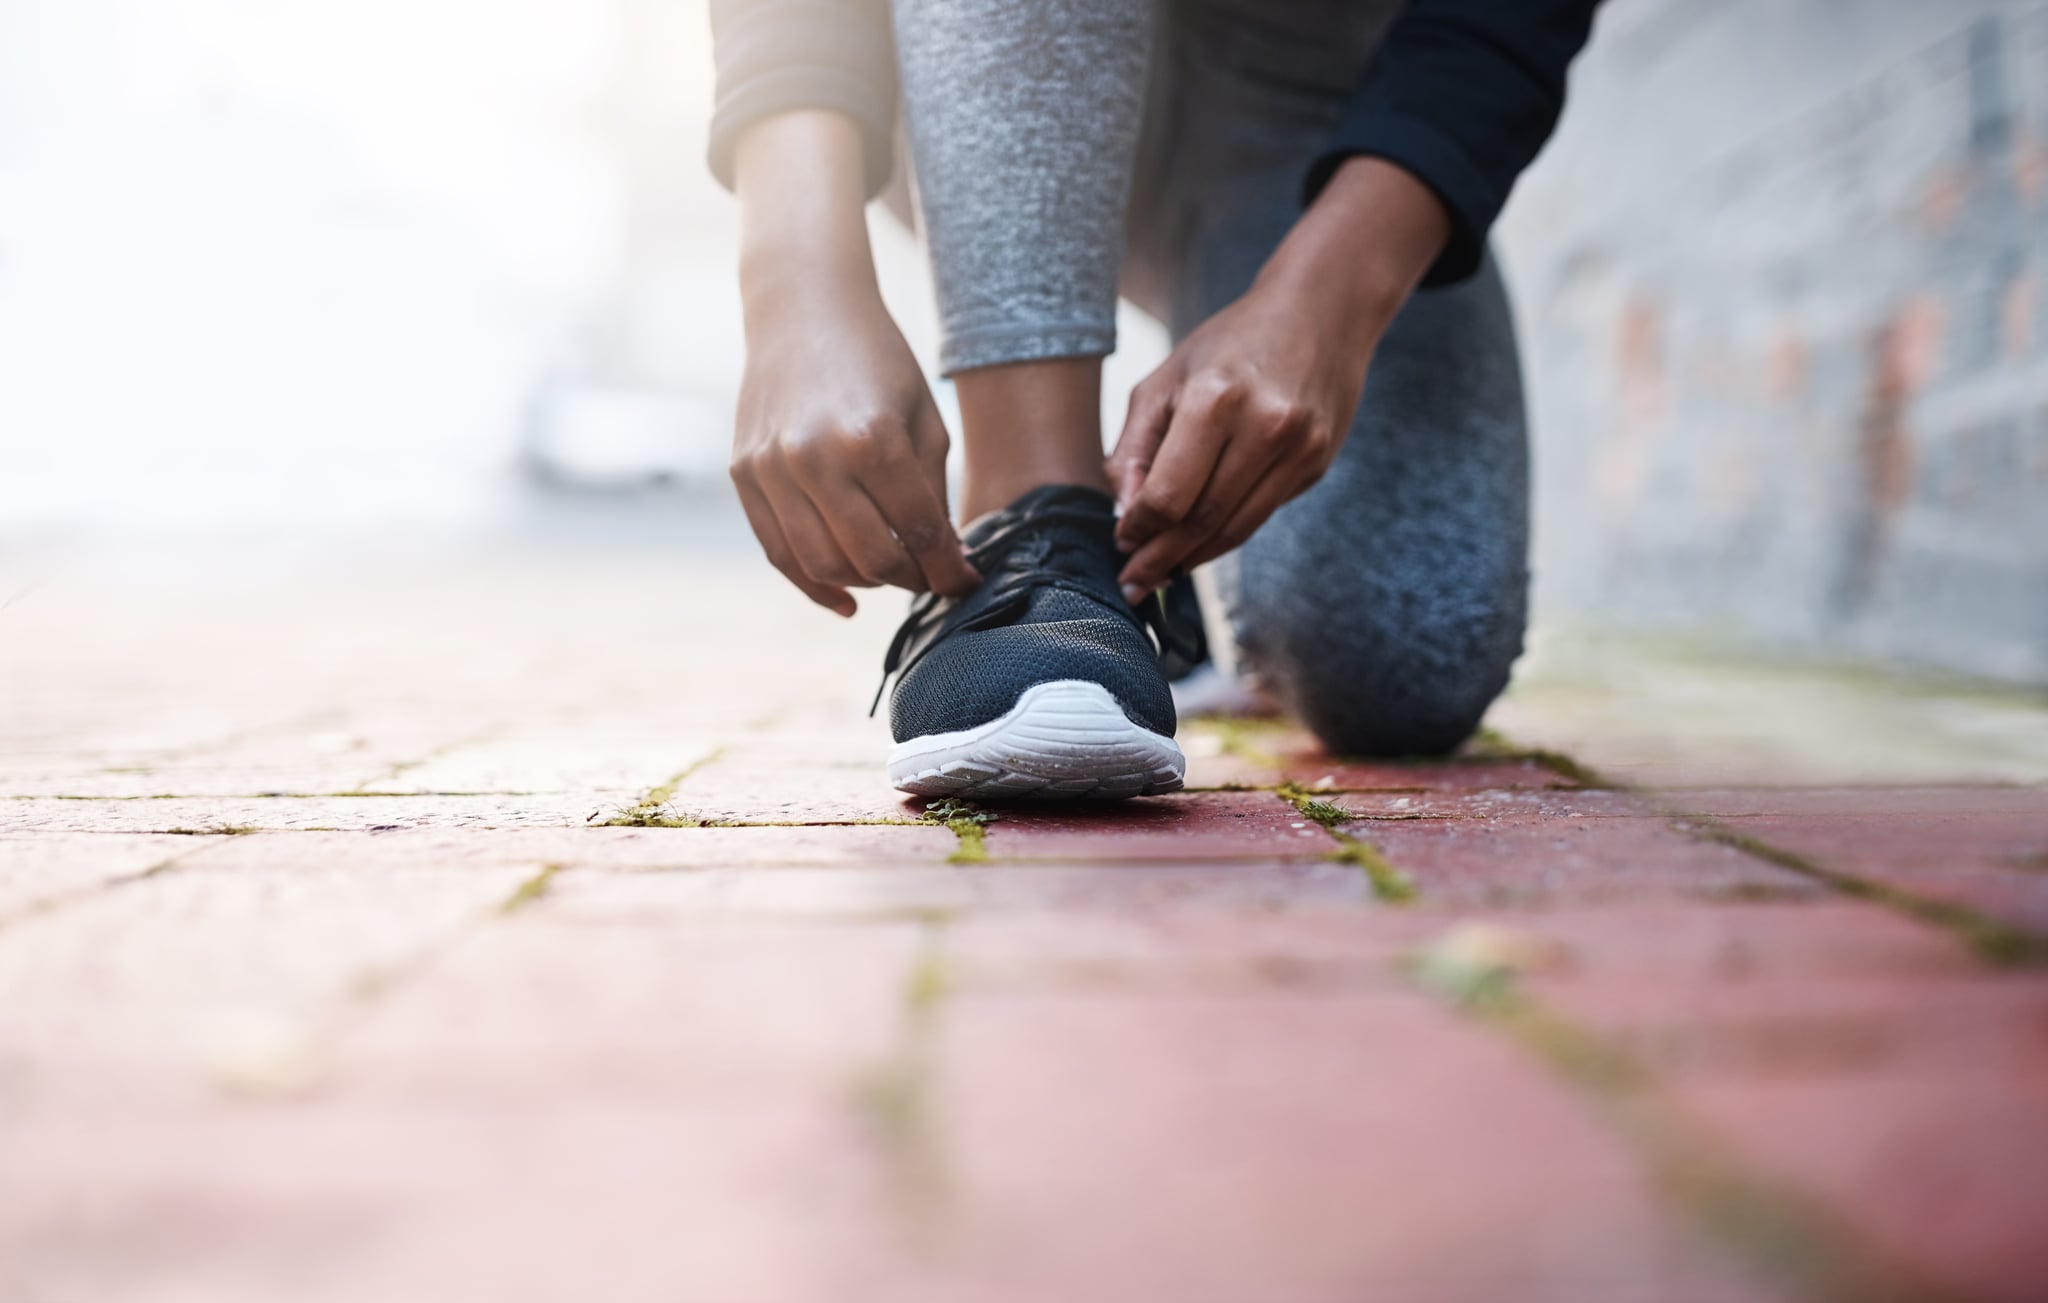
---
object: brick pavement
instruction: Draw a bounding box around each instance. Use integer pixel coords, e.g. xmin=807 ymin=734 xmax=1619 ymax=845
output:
xmin=2 ymin=551 xmax=2046 ymax=1302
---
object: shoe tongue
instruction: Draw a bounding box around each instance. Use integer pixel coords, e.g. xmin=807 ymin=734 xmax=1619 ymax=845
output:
xmin=960 ymin=483 xmax=1117 ymax=548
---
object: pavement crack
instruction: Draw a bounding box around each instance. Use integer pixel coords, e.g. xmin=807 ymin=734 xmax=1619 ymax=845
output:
xmin=1678 ymin=816 xmax=2048 ymax=967
xmin=1409 ymin=924 xmax=1951 ymax=1303
xmin=497 ymin=862 xmax=565 ymax=915
xmin=921 ymin=799 xmax=997 ymax=864
xmin=1481 ymin=727 xmax=2048 ymax=968
xmin=853 ymin=921 xmax=954 ymax=1225
xmin=0 ymin=837 xmax=222 ymax=934
xmin=588 ymin=748 xmax=730 ymax=826
xmin=1279 ymin=784 xmax=1414 ymax=903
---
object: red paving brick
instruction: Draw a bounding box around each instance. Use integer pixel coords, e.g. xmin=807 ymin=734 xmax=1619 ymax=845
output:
xmin=1683 ymin=1073 xmax=2048 ymax=1303
xmin=1497 ymin=899 xmax=1981 ymax=982
xmin=915 ymin=991 xmax=1784 ymax=1303
xmin=1184 ymin=738 xmax=1574 ymax=794
xmin=979 ymin=790 xmax=1337 ymax=862
xmin=1660 ymin=795 xmax=2048 ymax=935
xmin=1354 ymin=811 xmax=1820 ymax=905
xmin=11 ymin=563 xmax=2048 ymax=1301
xmin=549 ymin=859 xmax=1373 ymax=919
xmin=1507 ymin=899 xmax=2048 ymax=1303
xmin=940 ymin=908 xmax=1431 ymax=994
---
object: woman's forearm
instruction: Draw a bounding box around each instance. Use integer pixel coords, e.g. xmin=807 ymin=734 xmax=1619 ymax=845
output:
xmin=733 ymin=110 xmax=884 ymax=334
xmin=1255 ymin=155 xmax=1452 ymax=352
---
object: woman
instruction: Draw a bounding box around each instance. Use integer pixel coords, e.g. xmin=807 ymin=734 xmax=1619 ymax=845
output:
xmin=708 ymin=0 xmax=1600 ymax=798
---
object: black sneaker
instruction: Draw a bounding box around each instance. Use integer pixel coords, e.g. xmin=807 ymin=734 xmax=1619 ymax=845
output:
xmin=876 ymin=484 xmax=1201 ymax=800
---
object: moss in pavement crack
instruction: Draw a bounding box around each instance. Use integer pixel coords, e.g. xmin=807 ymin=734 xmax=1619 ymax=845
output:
xmin=588 ymin=748 xmax=730 ymax=827
xmin=1469 ymin=726 xmax=1607 ymax=787
xmin=854 ymin=923 xmax=953 ymax=1216
xmin=1410 ymin=928 xmax=1949 ymax=1303
xmin=1683 ymin=817 xmax=2048 ymax=967
xmin=923 ymin=798 xmax=997 ymax=864
xmin=1280 ymin=784 xmax=1414 ymax=903
xmin=498 ymin=863 xmax=563 ymax=915
xmin=1479 ymin=725 xmax=2048 ymax=969
xmin=1329 ymin=838 xmax=1417 ymax=903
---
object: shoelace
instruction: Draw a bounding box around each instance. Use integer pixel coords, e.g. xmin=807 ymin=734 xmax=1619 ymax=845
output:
xmin=870 ymin=503 xmax=1201 ymax=715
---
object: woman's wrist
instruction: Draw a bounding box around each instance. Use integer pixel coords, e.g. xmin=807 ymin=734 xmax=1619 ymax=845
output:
xmin=735 ymin=110 xmax=885 ymax=335
xmin=1254 ymin=155 xmax=1451 ymax=351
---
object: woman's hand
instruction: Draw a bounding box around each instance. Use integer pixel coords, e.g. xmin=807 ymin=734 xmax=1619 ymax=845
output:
xmin=1105 ymin=157 xmax=1451 ymax=604
xmin=730 ymin=112 xmax=978 ymax=617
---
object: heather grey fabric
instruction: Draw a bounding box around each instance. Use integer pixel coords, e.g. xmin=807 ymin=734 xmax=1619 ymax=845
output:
xmin=892 ymin=0 xmax=1529 ymax=756
xmin=891 ymin=0 xmax=1154 ymax=374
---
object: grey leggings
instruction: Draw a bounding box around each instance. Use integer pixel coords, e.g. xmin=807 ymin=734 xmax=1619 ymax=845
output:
xmin=893 ymin=0 xmax=1529 ymax=756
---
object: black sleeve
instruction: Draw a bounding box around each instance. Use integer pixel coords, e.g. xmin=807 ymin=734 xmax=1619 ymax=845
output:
xmin=1307 ymin=0 xmax=1603 ymax=287
xmin=705 ymin=0 xmax=899 ymax=199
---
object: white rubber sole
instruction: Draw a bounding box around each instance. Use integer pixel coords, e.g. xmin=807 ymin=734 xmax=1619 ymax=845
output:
xmin=888 ymin=679 xmax=1185 ymax=801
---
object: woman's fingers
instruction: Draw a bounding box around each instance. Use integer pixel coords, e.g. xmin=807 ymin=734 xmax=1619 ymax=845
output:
xmin=1182 ymin=455 xmax=1320 ymax=571
xmin=1106 ymin=376 xmax=1174 ymax=523
xmin=1115 ymin=430 xmax=1274 ymax=600
xmin=1112 ymin=379 xmax=1234 ymax=553
xmin=753 ymin=457 xmax=873 ymax=597
xmin=863 ymin=406 xmax=980 ymax=596
xmin=817 ymin=486 xmax=928 ymax=591
xmin=733 ymin=475 xmax=856 ymax=616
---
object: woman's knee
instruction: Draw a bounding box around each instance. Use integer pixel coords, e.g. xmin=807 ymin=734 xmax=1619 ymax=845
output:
xmin=1277 ymin=638 xmax=1518 ymax=757
xmin=1226 ymin=560 xmax=1526 ymax=758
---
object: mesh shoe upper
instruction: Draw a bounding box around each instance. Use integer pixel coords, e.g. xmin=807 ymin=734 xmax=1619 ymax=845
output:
xmin=880 ymin=485 xmax=1198 ymax=743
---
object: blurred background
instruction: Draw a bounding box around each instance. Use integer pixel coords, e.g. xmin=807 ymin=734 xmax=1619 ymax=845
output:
xmin=2 ymin=0 xmax=2043 ymax=681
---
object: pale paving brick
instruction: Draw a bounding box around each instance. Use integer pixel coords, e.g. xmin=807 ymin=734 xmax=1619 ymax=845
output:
xmin=0 ymin=1103 xmax=897 ymax=1303
xmin=189 ymin=823 xmax=961 ymax=873
xmin=333 ymin=916 xmax=921 ymax=1108
xmin=0 ymin=764 xmax=392 ymax=799
xmin=0 ymin=793 xmax=632 ymax=835
xmin=0 ymin=833 xmax=224 ymax=918
xmin=716 ymin=723 xmax=900 ymax=771
xmin=668 ymin=757 xmax=924 ymax=824
xmin=906 ymin=991 xmax=1786 ymax=1303
xmin=356 ymin=733 xmax=720 ymax=795
xmin=0 ymin=859 xmax=535 ymax=1113
xmin=1661 ymin=788 xmax=2048 ymax=819
xmin=1330 ymin=787 xmax=1654 ymax=820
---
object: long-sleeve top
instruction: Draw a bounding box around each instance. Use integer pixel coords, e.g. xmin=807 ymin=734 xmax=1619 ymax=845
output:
xmin=706 ymin=0 xmax=1603 ymax=286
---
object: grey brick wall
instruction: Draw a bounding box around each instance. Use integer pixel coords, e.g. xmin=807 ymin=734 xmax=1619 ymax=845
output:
xmin=1498 ymin=0 xmax=2048 ymax=683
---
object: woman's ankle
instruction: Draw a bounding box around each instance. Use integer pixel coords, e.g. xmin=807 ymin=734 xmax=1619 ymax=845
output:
xmin=955 ymin=357 xmax=1110 ymax=520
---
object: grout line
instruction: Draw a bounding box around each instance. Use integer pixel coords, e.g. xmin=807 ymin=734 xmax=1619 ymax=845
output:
xmin=586 ymin=747 xmax=732 ymax=826
xmin=920 ymin=799 xmax=996 ymax=864
xmin=1410 ymin=946 xmax=1953 ymax=1303
xmin=853 ymin=918 xmax=954 ymax=1223
xmin=497 ymin=862 xmax=565 ymax=915
xmin=1483 ymin=728 xmax=2048 ymax=968
xmin=10 ymin=790 xmax=566 ymax=801
xmin=346 ymin=726 xmax=508 ymax=796
xmin=1678 ymin=817 xmax=2048 ymax=967
xmin=0 ymin=836 xmax=225 ymax=935
xmin=1276 ymin=784 xmax=1415 ymax=903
